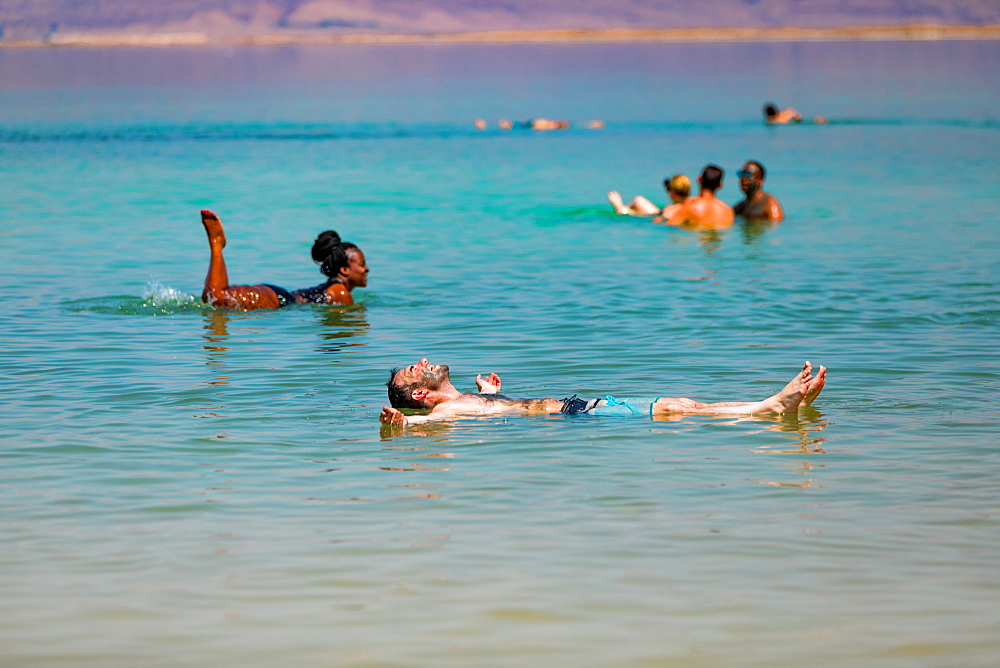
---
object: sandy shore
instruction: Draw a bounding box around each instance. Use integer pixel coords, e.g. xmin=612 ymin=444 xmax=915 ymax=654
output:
xmin=2 ymin=24 xmax=998 ymax=48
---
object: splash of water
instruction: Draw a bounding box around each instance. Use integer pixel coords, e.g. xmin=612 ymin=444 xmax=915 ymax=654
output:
xmin=141 ymin=280 xmax=199 ymax=307
xmin=63 ymin=281 xmax=203 ymax=315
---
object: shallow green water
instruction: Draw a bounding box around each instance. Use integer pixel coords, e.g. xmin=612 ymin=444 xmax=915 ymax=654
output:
xmin=1 ymin=40 xmax=999 ymax=665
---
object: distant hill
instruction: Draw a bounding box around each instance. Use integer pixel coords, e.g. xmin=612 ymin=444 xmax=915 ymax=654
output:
xmin=2 ymin=0 xmax=999 ymax=42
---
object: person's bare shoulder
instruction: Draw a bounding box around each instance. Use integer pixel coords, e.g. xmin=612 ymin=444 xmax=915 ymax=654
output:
xmin=708 ymin=198 xmax=734 ymax=220
xmin=765 ymin=192 xmax=784 ymax=221
xmin=671 ymin=200 xmax=705 ymax=227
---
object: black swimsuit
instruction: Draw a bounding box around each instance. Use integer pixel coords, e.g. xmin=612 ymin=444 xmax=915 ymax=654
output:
xmin=261 ymin=284 xmax=296 ymax=307
xmin=290 ymin=280 xmax=336 ymax=304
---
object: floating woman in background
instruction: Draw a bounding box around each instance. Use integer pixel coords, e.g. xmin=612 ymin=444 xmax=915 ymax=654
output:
xmin=608 ymin=173 xmax=691 ymax=220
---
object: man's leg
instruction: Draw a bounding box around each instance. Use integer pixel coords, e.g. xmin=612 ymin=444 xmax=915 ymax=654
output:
xmin=698 ymin=364 xmax=827 ymax=411
xmin=200 ymin=209 xmax=281 ymax=310
xmin=652 ymin=362 xmax=816 ymax=415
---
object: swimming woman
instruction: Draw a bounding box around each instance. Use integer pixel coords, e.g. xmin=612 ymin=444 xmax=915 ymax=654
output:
xmin=200 ymin=209 xmax=369 ymax=311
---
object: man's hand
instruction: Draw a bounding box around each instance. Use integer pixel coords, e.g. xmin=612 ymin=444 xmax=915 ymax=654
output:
xmin=475 ymin=373 xmax=502 ymax=394
xmin=380 ymin=406 xmax=409 ymax=425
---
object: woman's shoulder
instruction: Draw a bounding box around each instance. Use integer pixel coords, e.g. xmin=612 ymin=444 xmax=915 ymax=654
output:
xmin=324 ymin=282 xmax=353 ymax=305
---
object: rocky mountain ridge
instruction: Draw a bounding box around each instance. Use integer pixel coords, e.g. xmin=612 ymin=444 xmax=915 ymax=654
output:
xmin=2 ymin=0 xmax=998 ymax=42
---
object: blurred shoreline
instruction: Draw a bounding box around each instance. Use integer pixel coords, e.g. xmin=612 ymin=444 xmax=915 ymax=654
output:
xmin=2 ymin=24 xmax=998 ymax=48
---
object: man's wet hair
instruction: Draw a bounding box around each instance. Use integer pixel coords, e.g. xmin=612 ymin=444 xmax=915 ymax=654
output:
xmin=700 ymin=164 xmax=724 ymax=191
xmin=386 ymin=368 xmax=424 ymax=409
xmin=763 ymin=103 xmax=778 ymax=117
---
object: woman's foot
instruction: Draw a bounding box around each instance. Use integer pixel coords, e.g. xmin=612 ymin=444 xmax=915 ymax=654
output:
xmin=201 ymin=209 xmax=226 ymax=248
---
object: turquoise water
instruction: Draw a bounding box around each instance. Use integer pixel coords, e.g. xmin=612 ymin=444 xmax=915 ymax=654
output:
xmin=2 ymin=40 xmax=999 ymax=664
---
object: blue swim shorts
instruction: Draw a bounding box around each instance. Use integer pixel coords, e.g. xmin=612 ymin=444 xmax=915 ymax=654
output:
xmin=560 ymin=395 xmax=662 ymax=416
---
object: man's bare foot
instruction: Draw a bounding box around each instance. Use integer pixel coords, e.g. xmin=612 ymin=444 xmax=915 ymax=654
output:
xmin=801 ymin=365 xmax=827 ymax=406
xmin=201 ymin=209 xmax=226 ymax=248
xmin=757 ymin=361 xmax=812 ymax=414
xmin=607 ymin=190 xmax=627 ymax=215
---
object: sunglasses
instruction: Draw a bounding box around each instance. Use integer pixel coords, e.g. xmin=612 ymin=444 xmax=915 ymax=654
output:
xmin=737 ymin=170 xmax=761 ymax=178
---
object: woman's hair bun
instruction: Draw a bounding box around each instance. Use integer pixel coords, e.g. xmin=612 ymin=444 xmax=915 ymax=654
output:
xmin=311 ymin=230 xmax=342 ymax=264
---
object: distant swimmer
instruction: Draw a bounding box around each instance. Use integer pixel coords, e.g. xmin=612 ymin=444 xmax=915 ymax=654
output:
xmin=199 ymin=210 xmax=368 ymax=311
xmin=763 ymin=102 xmax=803 ymax=124
xmin=530 ymin=118 xmax=570 ymax=131
xmin=733 ymin=160 xmax=784 ymax=222
xmin=380 ymin=358 xmax=827 ymax=425
xmin=498 ymin=118 xmax=571 ymax=131
xmin=608 ymin=174 xmax=691 ymax=220
xmin=764 ymin=102 xmax=828 ymax=125
xmin=662 ymin=164 xmax=735 ymax=230
xmin=474 ymin=118 xmax=487 ymax=129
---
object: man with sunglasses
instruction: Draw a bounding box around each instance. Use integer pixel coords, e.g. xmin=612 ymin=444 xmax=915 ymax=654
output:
xmin=733 ymin=160 xmax=785 ymax=222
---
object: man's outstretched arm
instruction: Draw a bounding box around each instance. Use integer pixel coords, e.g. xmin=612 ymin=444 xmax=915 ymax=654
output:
xmin=380 ymin=406 xmax=408 ymax=425
xmin=380 ymin=406 xmax=444 ymax=425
